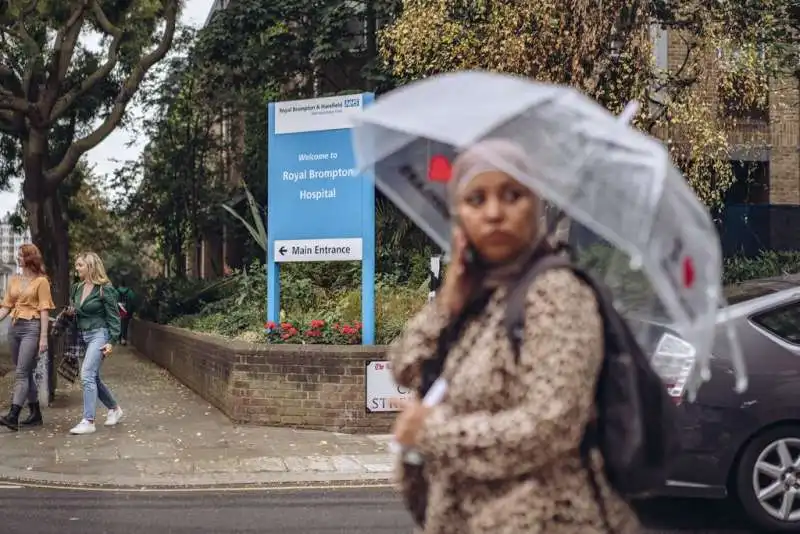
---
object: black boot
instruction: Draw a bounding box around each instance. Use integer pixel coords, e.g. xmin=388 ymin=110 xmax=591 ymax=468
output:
xmin=0 ymin=404 xmax=22 ymax=431
xmin=19 ymin=402 xmax=42 ymax=427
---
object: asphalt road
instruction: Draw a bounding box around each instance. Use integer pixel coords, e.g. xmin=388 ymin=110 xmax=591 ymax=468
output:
xmin=0 ymin=484 xmax=757 ymax=533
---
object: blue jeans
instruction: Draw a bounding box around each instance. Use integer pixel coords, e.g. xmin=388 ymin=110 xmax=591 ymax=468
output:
xmin=79 ymin=328 xmax=118 ymax=421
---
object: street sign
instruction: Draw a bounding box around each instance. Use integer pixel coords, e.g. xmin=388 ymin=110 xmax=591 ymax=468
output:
xmin=267 ymin=93 xmax=376 ymax=343
xmin=273 ymin=238 xmax=363 ymax=262
xmin=365 ymin=361 xmax=412 ymax=412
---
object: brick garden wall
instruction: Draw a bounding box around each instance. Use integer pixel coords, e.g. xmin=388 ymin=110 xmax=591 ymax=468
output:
xmin=129 ymin=320 xmax=395 ymax=434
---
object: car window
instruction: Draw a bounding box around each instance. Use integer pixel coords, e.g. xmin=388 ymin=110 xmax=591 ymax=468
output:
xmin=752 ymin=303 xmax=800 ymax=344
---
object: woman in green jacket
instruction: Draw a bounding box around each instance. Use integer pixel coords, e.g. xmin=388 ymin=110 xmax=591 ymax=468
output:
xmin=68 ymin=252 xmax=123 ymax=435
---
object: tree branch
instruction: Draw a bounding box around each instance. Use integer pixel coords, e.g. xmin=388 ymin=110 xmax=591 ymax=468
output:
xmin=0 ymin=109 xmax=20 ymax=134
xmin=0 ymin=64 xmax=24 ymax=97
xmin=20 ymin=0 xmax=40 ymax=17
xmin=45 ymin=0 xmax=180 ymax=188
xmin=42 ymin=2 xmax=89 ymax=113
xmin=642 ymin=36 xmax=700 ymax=131
xmin=0 ymin=88 xmax=30 ymax=113
xmin=4 ymin=22 xmax=42 ymax=100
xmin=49 ymin=1 xmax=124 ymax=122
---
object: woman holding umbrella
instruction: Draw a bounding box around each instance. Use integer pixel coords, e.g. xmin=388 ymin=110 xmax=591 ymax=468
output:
xmin=389 ymin=139 xmax=640 ymax=533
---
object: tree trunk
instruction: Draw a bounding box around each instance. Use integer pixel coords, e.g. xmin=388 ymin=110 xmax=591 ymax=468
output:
xmin=170 ymin=230 xmax=186 ymax=279
xmin=22 ymin=130 xmax=71 ymax=307
xmin=194 ymin=234 xmax=202 ymax=279
xmin=25 ymin=192 xmax=70 ymax=307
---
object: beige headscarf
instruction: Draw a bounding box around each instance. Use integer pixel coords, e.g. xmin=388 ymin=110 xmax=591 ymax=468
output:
xmin=449 ymin=138 xmax=549 ymax=289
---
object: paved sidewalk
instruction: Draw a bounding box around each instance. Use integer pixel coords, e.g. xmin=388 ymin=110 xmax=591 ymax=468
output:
xmin=0 ymin=347 xmax=394 ymax=488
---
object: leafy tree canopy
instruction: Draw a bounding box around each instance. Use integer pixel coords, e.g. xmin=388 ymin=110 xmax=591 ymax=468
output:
xmin=0 ymin=0 xmax=180 ymax=187
xmin=0 ymin=0 xmax=179 ymax=302
xmin=194 ymin=0 xmax=401 ymax=102
xmin=115 ymin=36 xmax=227 ymax=278
xmin=380 ymin=0 xmax=796 ymax=207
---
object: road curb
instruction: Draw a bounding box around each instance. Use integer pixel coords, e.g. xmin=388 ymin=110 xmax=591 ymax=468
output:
xmin=0 ymin=470 xmax=394 ymax=491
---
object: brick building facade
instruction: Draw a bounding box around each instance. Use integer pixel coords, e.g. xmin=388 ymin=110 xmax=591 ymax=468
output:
xmin=656 ymin=29 xmax=800 ymax=206
xmin=770 ymin=83 xmax=800 ymax=205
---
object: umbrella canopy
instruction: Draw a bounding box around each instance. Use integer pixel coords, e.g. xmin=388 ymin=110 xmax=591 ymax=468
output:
xmin=351 ymin=70 xmax=747 ymax=398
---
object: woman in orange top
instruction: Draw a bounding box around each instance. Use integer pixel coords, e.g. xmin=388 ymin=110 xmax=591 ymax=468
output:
xmin=0 ymin=244 xmax=55 ymax=431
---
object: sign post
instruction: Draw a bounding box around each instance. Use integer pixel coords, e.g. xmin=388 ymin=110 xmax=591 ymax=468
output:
xmin=267 ymin=93 xmax=376 ymax=344
xmin=428 ymin=255 xmax=441 ymax=302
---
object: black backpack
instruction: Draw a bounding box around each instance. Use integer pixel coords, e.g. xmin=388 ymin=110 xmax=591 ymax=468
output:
xmin=503 ymin=253 xmax=681 ymax=507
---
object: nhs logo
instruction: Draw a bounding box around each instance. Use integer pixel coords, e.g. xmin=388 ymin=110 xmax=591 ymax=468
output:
xmin=343 ymin=97 xmax=360 ymax=109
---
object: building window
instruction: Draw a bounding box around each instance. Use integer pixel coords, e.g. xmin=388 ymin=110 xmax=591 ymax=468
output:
xmin=719 ymin=77 xmax=770 ymax=121
xmin=724 ymin=160 xmax=770 ymax=205
xmin=648 ymin=25 xmax=668 ymax=114
xmin=717 ymin=46 xmax=769 ymax=121
xmin=651 ymin=25 xmax=668 ymax=71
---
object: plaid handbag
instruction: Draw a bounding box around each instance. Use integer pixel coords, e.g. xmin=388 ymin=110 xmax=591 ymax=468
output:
xmin=53 ymin=307 xmax=83 ymax=384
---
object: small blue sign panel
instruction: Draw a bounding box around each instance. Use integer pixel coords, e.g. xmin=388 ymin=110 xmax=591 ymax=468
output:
xmin=267 ymin=93 xmax=376 ymax=344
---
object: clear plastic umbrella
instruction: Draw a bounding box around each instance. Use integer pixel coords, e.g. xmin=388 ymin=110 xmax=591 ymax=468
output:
xmin=351 ymin=70 xmax=747 ymax=399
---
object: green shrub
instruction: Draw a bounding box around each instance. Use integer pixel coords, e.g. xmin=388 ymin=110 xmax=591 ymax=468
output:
xmin=577 ymin=244 xmax=800 ymax=289
xmin=138 ymin=276 xmax=219 ymax=324
xmin=137 ymin=260 xmax=267 ymax=324
xmin=723 ymin=251 xmax=800 ymax=285
xmin=332 ymin=281 xmax=428 ymax=344
xmin=163 ymin=260 xmax=429 ymax=345
xmin=154 ymin=248 xmax=800 ymax=346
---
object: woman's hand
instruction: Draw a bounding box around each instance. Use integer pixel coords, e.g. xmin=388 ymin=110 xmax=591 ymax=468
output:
xmin=101 ymin=343 xmax=113 ymax=357
xmin=393 ymin=399 xmax=431 ymax=448
xmin=438 ymin=227 xmax=478 ymax=317
xmin=38 ymin=337 xmax=47 ymax=354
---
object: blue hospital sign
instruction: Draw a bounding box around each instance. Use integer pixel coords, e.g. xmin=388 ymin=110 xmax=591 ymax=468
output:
xmin=267 ymin=93 xmax=376 ymax=343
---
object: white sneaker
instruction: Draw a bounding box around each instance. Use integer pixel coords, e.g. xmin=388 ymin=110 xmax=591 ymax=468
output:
xmin=69 ymin=419 xmax=96 ymax=435
xmin=104 ymin=407 xmax=123 ymax=427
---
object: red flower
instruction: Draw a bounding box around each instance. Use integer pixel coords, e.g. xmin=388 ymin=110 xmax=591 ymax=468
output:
xmin=305 ymin=329 xmax=322 ymax=337
xmin=280 ymin=333 xmax=292 ymax=340
xmin=280 ymin=322 xmax=293 ymax=329
xmin=265 ymin=321 xmax=277 ymax=330
xmin=341 ymin=326 xmax=357 ymax=335
xmin=333 ymin=322 xmax=340 ymax=330
xmin=309 ymin=319 xmax=325 ymax=329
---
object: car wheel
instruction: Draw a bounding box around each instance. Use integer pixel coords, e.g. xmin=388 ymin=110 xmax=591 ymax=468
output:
xmin=736 ymin=425 xmax=800 ymax=532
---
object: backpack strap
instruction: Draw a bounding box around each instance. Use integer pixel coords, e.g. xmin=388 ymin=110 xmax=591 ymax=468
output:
xmin=503 ymin=254 xmax=573 ymax=360
xmin=503 ymin=252 xmax=616 ymax=533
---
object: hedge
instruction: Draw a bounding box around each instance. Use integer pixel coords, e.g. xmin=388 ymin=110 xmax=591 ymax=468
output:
xmin=140 ymin=252 xmax=800 ymax=345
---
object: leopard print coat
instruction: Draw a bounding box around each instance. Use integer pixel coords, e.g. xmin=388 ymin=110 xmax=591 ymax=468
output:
xmin=389 ymin=268 xmax=641 ymax=534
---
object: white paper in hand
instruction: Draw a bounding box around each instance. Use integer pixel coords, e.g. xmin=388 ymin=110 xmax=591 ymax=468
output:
xmin=389 ymin=378 xmax=448 ymax=464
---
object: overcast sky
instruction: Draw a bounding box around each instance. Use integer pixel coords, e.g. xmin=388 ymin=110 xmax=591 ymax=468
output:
xmin=0 ymin=0 xmax=216 ymax=217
